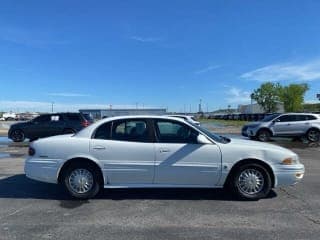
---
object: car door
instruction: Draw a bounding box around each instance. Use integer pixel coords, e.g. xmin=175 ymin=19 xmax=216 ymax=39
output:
xmin=90 ymin=119 xmax=155 ymax=185
xmin=153 ymin=119 xmax=222 ymax=186
xmin=26 ymin=115 xmax=52 ymax=138
xmin=45 ymin=114 xmax=66 ymax=136
xmin=272 ymin=115 xmax=298 ymax=136
xmin=295 ymin=115 xmax=314 ymax=134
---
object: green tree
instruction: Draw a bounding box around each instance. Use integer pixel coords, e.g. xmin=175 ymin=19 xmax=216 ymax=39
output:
xmin=252 ymin=82 xmax=281 ymax=113
xmin=279 ymin=83 xmax=309 ymax=112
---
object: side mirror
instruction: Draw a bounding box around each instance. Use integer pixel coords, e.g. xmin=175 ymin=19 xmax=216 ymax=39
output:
xmin=197 ymin=134 xmax=212 ymax=144
xmin=272 ymin=119 xmax=280 ymax=124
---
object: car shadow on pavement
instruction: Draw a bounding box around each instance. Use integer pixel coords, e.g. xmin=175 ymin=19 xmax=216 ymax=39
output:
xmin=0 ymin=174 xmax=277 ymax=202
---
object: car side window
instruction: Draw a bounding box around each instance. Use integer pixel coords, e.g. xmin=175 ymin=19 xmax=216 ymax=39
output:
xmin=306 ymin=115 xmax=317 ymax=120
xmin=111 ymin=120 xmax=150 ymax=142
xmin=34 ymin=115 xmax=51 ymax=123
xmin=66 ymin=114 xmax=81 ymax=121
xmin=93 ymin=122 xmax=112 ymax=140
xmin=155 ymin=120 xmax=198 ymax=144
xmin=277 ymin=115 xmax=297 ymax=122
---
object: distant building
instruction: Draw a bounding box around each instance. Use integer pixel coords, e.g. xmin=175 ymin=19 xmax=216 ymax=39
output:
xmin=238 ymin=102 xmax=284 ymax=114
xmin=79 ymin=108 xmax=167 ymax=120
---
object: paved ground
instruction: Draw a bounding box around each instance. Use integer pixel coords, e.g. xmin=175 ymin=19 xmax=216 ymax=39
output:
xmin=0 ymin=138 xmax=319 ymax=240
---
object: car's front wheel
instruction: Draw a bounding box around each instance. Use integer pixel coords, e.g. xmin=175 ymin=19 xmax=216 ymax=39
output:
xmin=63 ymin=163 xmax=101 ymax=199
xmin=10 ymin=129 xmax=25 ymax=142
xmin=257 ymin=129 xmax=271 ymax=142
xmin=231 ymin=163 xmax=272 ymax=200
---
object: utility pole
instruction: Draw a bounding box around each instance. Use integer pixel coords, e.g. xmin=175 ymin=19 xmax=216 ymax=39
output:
xmin=51 ymin=102 xmax=54 ymax=113
xmin=198 ymin=99 xmax=202 ymax=113
xmin=250 ymin=93 xmax=254 ymax=114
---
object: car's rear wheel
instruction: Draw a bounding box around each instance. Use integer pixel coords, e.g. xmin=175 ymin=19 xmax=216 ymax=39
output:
xmin=306 ymin=129 xmax=320 ymax=142
xmin=10 ymin=129 xmax=25 ymax=142
xmin=231 ymin=163 xmax=272 ymax=200
xmin=63 ymin=163 xmax=100 ymax=199
xmin=257 ymin=129 xmax=271 ymax=142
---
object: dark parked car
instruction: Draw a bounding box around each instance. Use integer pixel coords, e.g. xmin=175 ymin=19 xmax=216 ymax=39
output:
xmin=8 ymin=113 xmax=93 ymax=142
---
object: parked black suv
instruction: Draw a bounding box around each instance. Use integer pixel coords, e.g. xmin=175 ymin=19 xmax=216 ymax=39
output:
xmin=8 ymin=112 xmax=93 ymax=142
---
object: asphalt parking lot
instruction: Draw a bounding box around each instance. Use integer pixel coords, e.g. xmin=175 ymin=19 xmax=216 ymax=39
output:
xmin=0 ymin=138 xmax=319 ymax=240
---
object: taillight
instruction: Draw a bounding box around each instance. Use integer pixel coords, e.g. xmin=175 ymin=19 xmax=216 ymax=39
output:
xmin=28 ymin=147 xmax=35 ymax=156
xmin=81 ymin=120 xmax=90 ymax=127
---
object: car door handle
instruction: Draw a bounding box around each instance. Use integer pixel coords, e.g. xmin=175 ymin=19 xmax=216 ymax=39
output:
xmin=160 ymin=149 xmax=170 ymax=153
xmin=93 ymin=145 xmax=106 ymax=150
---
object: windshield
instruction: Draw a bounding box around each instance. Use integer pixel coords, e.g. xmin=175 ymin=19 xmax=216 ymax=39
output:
xmin=189 ymin=122 xmax=230 ymax=144
xmin=261 ymin=113 xmax=281 ymax=122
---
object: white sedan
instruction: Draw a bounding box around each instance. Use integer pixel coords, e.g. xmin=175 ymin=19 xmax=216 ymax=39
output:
xmin=25 ymin=116 xmax=305 ymax=200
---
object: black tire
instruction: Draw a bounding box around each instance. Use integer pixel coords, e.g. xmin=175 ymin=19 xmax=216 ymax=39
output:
xmin=306 ymin=128 xmax=320 ymax=142
xmin=257 ymin=129 xmax=271 ymax=142
xmin=230 ymin=163 xmax=272 ymax=200
xmin=63 ymin=128 xmax=76 ymax=134
xmin=10 ymin=129 xmax=25 ymax=142
xmin=63 ymin=163 xmax=101 ymax=199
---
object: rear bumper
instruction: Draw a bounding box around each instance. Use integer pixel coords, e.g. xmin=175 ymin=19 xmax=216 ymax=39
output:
xmin=24 ymin=157 xmax=61 ymax=184
xmin=274 ymin=163 xmax=305 ymax=187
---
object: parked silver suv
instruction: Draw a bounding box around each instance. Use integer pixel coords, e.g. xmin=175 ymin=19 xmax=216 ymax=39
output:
xmin=242 ymin=113 xmax=320 ymax=142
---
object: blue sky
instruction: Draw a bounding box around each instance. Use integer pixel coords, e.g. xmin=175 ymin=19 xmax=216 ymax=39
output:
xmin=1 ymin=0 xmax=320 ymax=112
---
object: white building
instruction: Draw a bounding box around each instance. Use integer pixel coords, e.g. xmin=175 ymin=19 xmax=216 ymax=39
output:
xmin=79 ymin=108 xmax=167 ymax=120
xmin=238 ymin=102 xmax=284 ymax=114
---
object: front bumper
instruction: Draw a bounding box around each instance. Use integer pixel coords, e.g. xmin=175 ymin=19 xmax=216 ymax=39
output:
xmin=274 ymin=163 xmax=305 ymax=187
xmin=24 ymin=157 xmax=62 ymax=184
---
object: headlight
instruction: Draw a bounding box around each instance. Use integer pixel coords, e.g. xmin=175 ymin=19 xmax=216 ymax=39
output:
xmin=281 ymin=157 xmax=298 ymax=165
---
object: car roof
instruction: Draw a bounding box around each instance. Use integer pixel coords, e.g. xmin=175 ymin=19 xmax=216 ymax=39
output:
xmin=279 ymin=113 xmax=319 ymax=116
xmin=168 ymin=115 xmax=193 ymax=117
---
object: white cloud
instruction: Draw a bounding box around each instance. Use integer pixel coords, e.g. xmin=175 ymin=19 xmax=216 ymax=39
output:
xmin=241 ymin=60 xmax=320 ymax=82
xmin=130 ymin=36 xmax=161 ymax=43
xmin=47 ymin=92 xmax=91 ymax=97
xmin=225 ymin=87 xmax=251 ymax=104
xmin=195 ymin=65 xmax=220 ymax=74
xmin=0 ymin=100 xmax=142 ymax=112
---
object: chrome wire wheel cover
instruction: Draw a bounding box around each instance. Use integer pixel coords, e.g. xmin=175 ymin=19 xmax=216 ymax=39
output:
xmin=308 ymin=130 xmax=319 ymax=142
xmin=238 ymin=169 xmax=264 ymax=195
xmin=69 ymin=169 xmax=94 ymax=194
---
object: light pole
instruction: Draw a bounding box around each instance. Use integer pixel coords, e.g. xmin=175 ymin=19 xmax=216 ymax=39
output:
xmin=51 ymin=102 xmax=54 ymax=113
xmin=250 ymin=93 xmax=254 ymax=114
